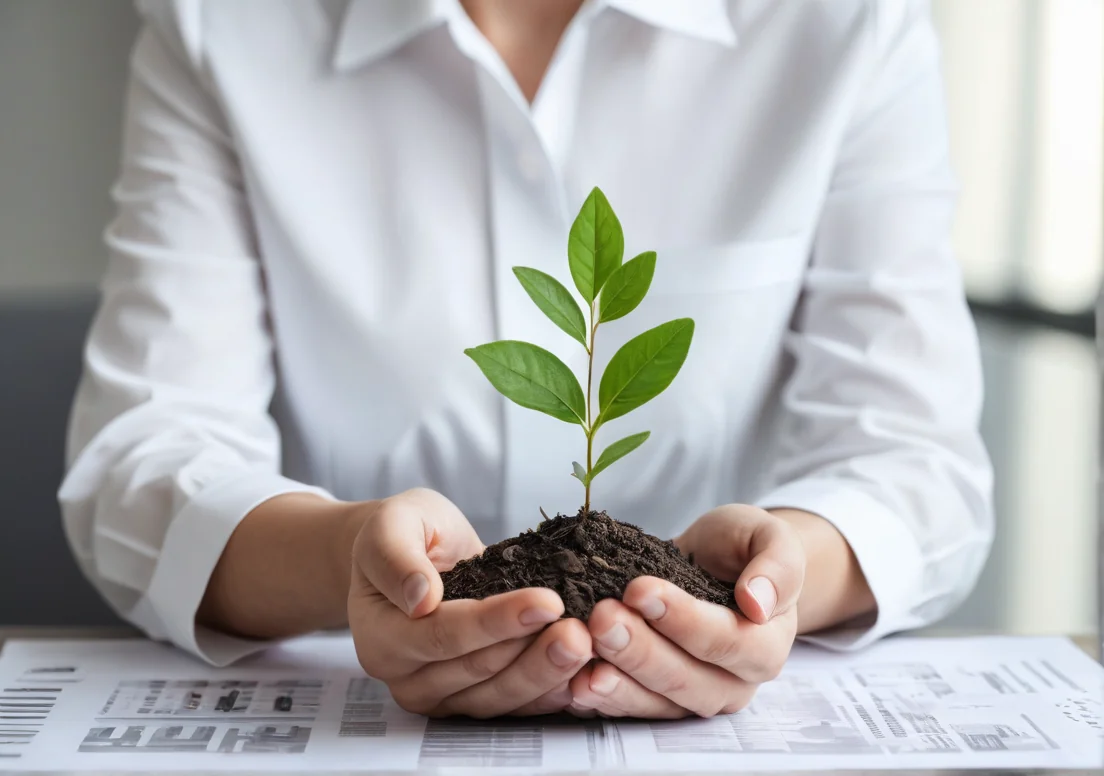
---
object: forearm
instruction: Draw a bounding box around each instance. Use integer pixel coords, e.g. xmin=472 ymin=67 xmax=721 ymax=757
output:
xmin=197 ymin=493 xmax=373 ymax=639
xmin=771 ymin=508 xmax=876 ymax=634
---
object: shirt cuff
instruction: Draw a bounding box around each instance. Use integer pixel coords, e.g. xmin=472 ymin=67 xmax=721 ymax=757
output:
xmin=755 ymin=478 xmax=926 ymax=651
xmin=140 ymin=472 xmax=334 ymax=666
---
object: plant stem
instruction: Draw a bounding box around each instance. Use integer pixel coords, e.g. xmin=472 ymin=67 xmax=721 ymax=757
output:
xmin=584 ymin=304 xmax=597 ymax=514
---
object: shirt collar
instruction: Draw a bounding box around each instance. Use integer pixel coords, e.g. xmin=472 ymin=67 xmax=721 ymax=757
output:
xmin=332 ymin=0 xmax=737 ymax=72
xmin=332 ymin=0 xmax=450 ymax=71
xmin=605 ymin=0 xmax=737 ymax=47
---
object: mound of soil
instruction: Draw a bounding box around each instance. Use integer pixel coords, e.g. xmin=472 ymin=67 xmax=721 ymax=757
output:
xmin=441 ymin=509 xmax=738 ymax=620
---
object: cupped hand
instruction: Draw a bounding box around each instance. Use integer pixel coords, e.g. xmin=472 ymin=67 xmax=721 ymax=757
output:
xmin=569 ymin=504 xmax=805 ymax=718
xmin=348 ymin=488 xmax=592 ymax=717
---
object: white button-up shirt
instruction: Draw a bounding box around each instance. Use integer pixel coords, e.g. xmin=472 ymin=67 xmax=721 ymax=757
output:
xmin=60 ymin=0 xmax=993 ymax=665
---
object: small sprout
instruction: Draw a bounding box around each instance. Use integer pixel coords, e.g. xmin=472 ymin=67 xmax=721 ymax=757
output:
xmin=590 ymin=431 xmax=650 ymax=482
xmin=465 ymin=187 xmax=694 ymax=513
xmin=571 ymin=461 xmax=588 ymax=484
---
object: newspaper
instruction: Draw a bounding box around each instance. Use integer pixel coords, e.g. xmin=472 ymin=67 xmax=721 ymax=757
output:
xmin=0 ymin=635 xmax=1100 ymax=772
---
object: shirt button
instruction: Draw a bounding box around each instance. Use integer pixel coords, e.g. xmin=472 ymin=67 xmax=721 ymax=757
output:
xmin=517 ymin=148 xmax=544 ymax=182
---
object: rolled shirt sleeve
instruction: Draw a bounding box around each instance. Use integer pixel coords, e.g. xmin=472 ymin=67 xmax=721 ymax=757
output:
xmin=755 ymin=0 xmax=994 ymax=649
xmin=58 ymin=7 xmax=330 ymax=666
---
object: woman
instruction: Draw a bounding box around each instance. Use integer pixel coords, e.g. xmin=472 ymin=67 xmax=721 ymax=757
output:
xmin=60 ymin=0 xmax=992 ymax=719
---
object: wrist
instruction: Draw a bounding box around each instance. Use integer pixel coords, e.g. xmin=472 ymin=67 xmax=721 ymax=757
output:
xmin=199 ymin=492 xmax=374 ymax=639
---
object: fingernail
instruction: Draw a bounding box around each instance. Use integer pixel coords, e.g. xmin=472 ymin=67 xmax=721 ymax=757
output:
xmin=402 ymin=572 xmax=429 ymax=615
xmin=636 ymin=595 xmax=666 ymax=620
xmin=748 ymin=577 xmax=777 ymax=620
xmin=547 ymin=640 xmax=583 ymax=668
xmin=519 ymin=608 xmax=560 ymax=626
xmin=596 ymin=622 xmax=630 ymax=652
xmin=591 ymin=672 xmax=620 ymax=696
xmin=570 ymin=698 xmax=595 ymax=711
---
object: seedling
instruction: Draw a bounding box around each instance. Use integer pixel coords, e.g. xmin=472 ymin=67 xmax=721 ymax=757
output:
xmin=465 ymin=187 xmax=694 ymax=513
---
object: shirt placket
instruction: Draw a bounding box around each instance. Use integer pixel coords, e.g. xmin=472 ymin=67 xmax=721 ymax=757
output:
xmin=446 ymin=12 xmax=592 ymax=532
xmin=482 ymin=77 xmax=593 ymax=532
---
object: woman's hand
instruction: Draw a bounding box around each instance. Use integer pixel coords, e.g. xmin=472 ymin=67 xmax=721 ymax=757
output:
xmin=348 ymin=488 xmax=592 ymax=717
xmin=569 ymin=504 xmax=807 ymax=718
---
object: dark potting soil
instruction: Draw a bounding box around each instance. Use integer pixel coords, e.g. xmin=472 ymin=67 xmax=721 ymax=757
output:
xmin=441 ymin=509 xmax=738 ymax=620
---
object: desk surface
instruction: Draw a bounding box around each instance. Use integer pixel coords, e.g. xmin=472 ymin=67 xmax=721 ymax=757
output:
xmin=0 ymin=627 xmax=1099 ymax=776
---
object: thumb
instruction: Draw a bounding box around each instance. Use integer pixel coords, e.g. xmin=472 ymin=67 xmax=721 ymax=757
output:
xmin=353 ymin=489 xmax=481 ymax=618
xmin=733 ymin=516 xmax=805 ymax=625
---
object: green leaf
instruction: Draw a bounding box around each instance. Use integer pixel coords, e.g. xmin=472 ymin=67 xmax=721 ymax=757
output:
xmin=466 ymin=341 xmax=586 ymax=425
xmin=513 ymin=267 xmax=589 ymax=348
xmin=598 ymin=251 xmax=656 ymax=323
xmin=590 ymin=431 xmax=650 ymax=483
xmin=571 ymin=461 xmax=588 ymax=484
xmin=568 ymin=187 xmax=624 ymax=304
xmin=597 ymin=319 xmax=694 ymax=425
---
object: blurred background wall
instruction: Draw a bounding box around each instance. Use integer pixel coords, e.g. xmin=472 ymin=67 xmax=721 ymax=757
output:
xmin=0 ymin=0 xmax=1100 ymax=634
xmin=0 ymin=0 xmax=137 ymax=295
xmin=930 ymin=0 xmax=1101 ymax=636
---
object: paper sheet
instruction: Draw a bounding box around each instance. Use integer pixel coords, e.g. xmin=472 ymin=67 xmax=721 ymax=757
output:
xmin=0 ymin=635 xmax=1100 ymax=772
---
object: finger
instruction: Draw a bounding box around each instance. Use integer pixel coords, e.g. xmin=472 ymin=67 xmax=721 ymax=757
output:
xmin=354 ymin=489 xmax=483 ymax=617
xmin=351 ymin=588 xmax=563 ymax=679
xmin=571 ymin=662 xmax=687 ymax=719
xmin=623 ymin=577 xmax=793 ymax=683
xmin=732 ymin=519 xmax=805 ymax=624
xmin=672 ymin=506 xmax=751 ymax=581
xmin=390 ymin=635 xmax=536 ymax=714
xmin=565 ymin=664 xmax=600 ymax=718
xmin=435 ymin=619 xmax=592 ymax=718
xmin=509 ymin=681 xmax=574 ymax=717
xmin=566 ymin=704 xmax=599 ymax=719
xmin=589 ymin=599 xmax=755 ymax=717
